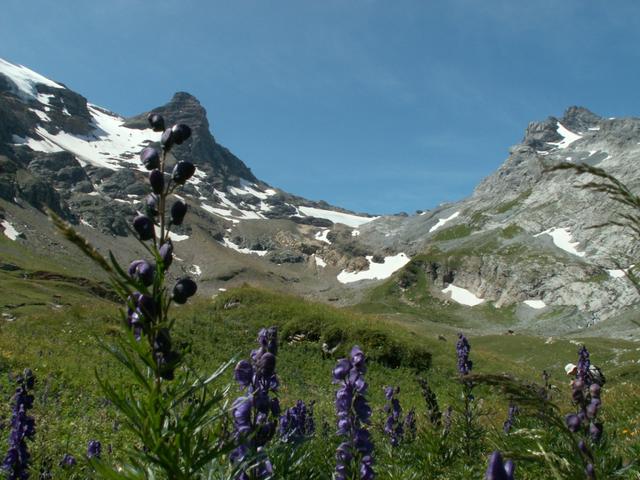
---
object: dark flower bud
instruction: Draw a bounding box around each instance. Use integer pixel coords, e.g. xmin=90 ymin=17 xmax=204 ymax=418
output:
xmin=173 ymin=277 xmax=197 ymax=304
xmin=149 ymin=169 xmax=164 ymax=195
xmin=145 ymin=194 xmax=159 ymax=217
xmin=585 ymin=463 xmax=595 ymax=479
xmin=586 ymin=399 xmax=600 ymax=419
xmin=234 ymin=360 xmax=253 ymax=388
xmin=171 ymin=200 xmax=188 ymax=225
xmin=140 ymin=147 xmax=160 ymax=170
xmin=147 ymin=113 xmax=165 ymax=132
xmin=589 ymin=383 xmax=601 ymax=399
xmin=137 ymin=294 xmax=157 ymax=321
xmin=161 ymin=128 xmax=174 ymax=150
xmin=87 ymin=440 xmax=101 ymax=459
xmin=258 ymin=352 xmax=276 ymax=378
xmin=128 ymin=259 xmax=155 ymax=286
xmin=172 ymin=161 xmax=196 ymax=185
xmin=333 ymin=359 xmax=350 ymax=382
xmin=485 ymin=451 xmax=514 ymax=480
xmin=171 ymin=124 xmax=191 ymax=145
xmin=159 ymin=241 xmax=173 ymax=269
xmin=154 ymin=328 xmax=172 ymax=354
xmin=59 ymin=454 xmax=76 ymax=468
xmin=133 ymin=215 xmax=154 ymax=241
xmin=565 ymin=414 xmax=581 ymax=433
xmin=590 ymin=422 xmax=603 ymax=442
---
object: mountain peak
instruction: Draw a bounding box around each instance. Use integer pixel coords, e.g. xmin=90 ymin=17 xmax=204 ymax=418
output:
xmin=561 ymin=106 xmax=601 ymax=132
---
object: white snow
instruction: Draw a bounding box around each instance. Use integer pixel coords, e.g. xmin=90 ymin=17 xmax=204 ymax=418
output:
xmin=222 ymin=238 xmax=268 ymax=256
xmin=228 ymin=179 xmax=277 ymax=200
xmin=314 ymin=255 xmax=327 ymax=268
xmin=0 ymin=58 xmax=64 ymax=101
xmin=442 ymin=284 xmax=484 ymax=306
xmin=32 ymin=105 xmax=156 ymax=170
xmin=337 ymin=253 xmax=410 ymax=284
xmin=588 ymin=127 xmax=601 ymax=131
xmin=429 ymin=211 xmax=460 ymax=233
xmin=1 ymin=220 xmax=21 ymax=240
xmin=315 ymin=229 xmax=332 ymax=244
xmin=154 ymin=225 xmax=189 ymax=242
xmin=352 ymin=230 xmax=360 ymax=237
xmin=523 ymin=299 xmax=546 ymax=309
xmin=29 ymin=108 xmax=51 ymax=123
xmin=607 ymin=265 xmax=634 ymax=279
xmin=12 ymin=134 xmax=63 ymax=153
xmin=189 ymin=265 xmax=202 ymax=276
xmin=80 ymin=218 xmax=95 ymax=229
xmin=218 ymin=288 xmax=227 ymax=292
xmin=534 ymin=227 xmax=586 ymax=257
xmin=298 ymin=206 xmax=376 ymax=228
xmin=548 ymin=122 xmax=582 ymax=149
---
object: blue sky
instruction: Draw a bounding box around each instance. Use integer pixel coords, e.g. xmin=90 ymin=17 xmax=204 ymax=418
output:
xmin=2 ymin=1 xmax=640 ymax=214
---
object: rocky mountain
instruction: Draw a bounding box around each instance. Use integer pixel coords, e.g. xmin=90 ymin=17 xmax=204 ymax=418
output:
xmin=1 ymin=58 xmax=639 ymax=337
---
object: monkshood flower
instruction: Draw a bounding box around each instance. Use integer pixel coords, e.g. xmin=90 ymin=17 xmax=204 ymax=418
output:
xmin=58 ymin=454 xmax=76 ymax=468
xmin=231 ymin=328 xmax=280 ymax=479
xmin=418 ymin=378 xmax=441 ymax=427
xmin=278 ymin=400 xmax=315 ymax=444
xmin=128 ymin=259 xmax=155 ymax=287
xmin=567 ymin=345 xmax=605 ymax=444
xmin=140 ymin=147 xmax=160 ymax=170
xmin=2 ymin=369 xmax=35 ymax=480
xmin=456 ymin=333 xmax=472 ymax=376
xmin=403 ymin=409 xmax=416 ymax=441
xmin=485 ymin=451 xmax=515 ymax=480
xmin=87 ymin=440 xmax=101 ymax=459
xmin=147 ymin=113 xmax=165 ymax=132
xmin=503 ymin=402 xmax=519 ymax=434
xmin=333 ymin=346 xmax=374 ymax=480
xmin=383 ymin=386 xmax=403 ymax=447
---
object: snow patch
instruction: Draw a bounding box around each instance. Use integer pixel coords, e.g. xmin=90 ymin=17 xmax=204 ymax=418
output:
xmin=222 ymin=238 xmax=268 ymax=256
xmin=534 ymin=227 xmax=586 ymax=257
xmin=588 ymin=127 xmax=600 ymax=131
xmin=12 ymin=134 xmax=63 ymax=153
xmin=442 ymin=284 xmax=484 ymax=306
xmin=299 ymin=206 xmax=376 ymax=228
xmin=523 ymin=299 xmax=546 ymax=309
xmin=351 ymin=230 xmax=360 ymax=237
xmin=80 ymin=218 xmax=95 ymax=229
xmin=1 ymin=220 xmax=21 ymax=240
xmin=607 ymin=265 xmax=634 ymax=279
xmin=314 ymin=255 xmax=327 ymax=268
xmin=548 ymin=122 xmax=582 ymax=149
xmin=154 ymin=225 xmax=189 ymax=242
xmin=29 ymin=108 xmax=51 ymax=123
xmin=429 ymin=211 xmax=460 ymax=233
xmin=315 ymin=229 xmax=331 ymax=244
xmin=337 ymin=253 xmax=410 ymax=284
xmin=0 ymin=58 xmax=64 ymax=101
xmin=189 ymin=265 xmax=202 ymax=276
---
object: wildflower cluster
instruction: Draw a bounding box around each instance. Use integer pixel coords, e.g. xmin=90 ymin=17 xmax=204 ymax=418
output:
xmin=231 ymin=327 xmax=281 ymax=478
xmin=456 ymin=333 xmax=472 ymax=376
xmin=502 ymin=402 xmax=519 ymax=434
xmin=333 ymin=346 xmax=374 ymax=480
xmin=278 ymin=400 xmax=315 ymax=444
xmin=383 ymin=386 xmax=404 ymax=447
xmin=2 ymin=369 xmax=35 ymax=480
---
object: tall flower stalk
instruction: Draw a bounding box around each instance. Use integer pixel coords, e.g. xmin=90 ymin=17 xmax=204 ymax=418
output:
xmin=383 ymin=386 xmax=404 ymax=447
xmin=231 ymin=327 xmax=280 ymax=479
xmin=2 ymin=369 xmax=35 ymax=480
xmin=333 ymin=346 xmax=374 ymax=480
xmin=51 ymin=113 xmax=230 ymax=478
xmin=456 ymin=333 xmax=481 ymax=457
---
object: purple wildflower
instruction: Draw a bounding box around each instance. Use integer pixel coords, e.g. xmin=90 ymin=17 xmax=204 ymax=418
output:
xmin=2 ymin=370 xmax=35 ymax=480
xmin=383 ymin=386 xmax=404 ymax=447
xmin=87 ymin=440 xmax=101 ymax=459
xmin=58 ymin=454 xmax=76 ymax=468
xmin=485 ymin=451 xmax=515 ymax=480
xmin=403 ymin=408 xmax=416 ymax=441
xmin=230 ymin=328 xmax=280 ymax=479
xmin=334 ymin=346 xmax=374 ymax=480
xmin=567 ymin=345 xmax=605 ymax=444
xmin=503 ymin=402 xmax=519 ymax=434
xmin=418 ymin=378 xmax=442 ymax=427
xmin=147 ymin=113 xmax=165 ymax=132
xmin=456 ymin=333 xmax=472 ymax=376
xmin=278 ymin=400 xmax=315 ymax=444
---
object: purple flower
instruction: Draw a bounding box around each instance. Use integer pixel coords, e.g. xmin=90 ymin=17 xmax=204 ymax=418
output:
xmin=145 ymin=194 xmax=159 ymax=217
xmin=149 ymin=170 xmax=164 ymax=195
xmin=456 ymin=333 xmax=472 ymax=376
xmin=172 ymin=162 xmax=196 ymax=185
xmin=140 ymin=147 xmax=160 ymax=170
xmin=87 ymin=440 xmax=101 ymax=459
xmin=133 ymin=215 xmax=154 ymax=241
xmin=503 ymin=402 xmax=519 ymax=434
xmin=171 ymin=124 xmax=191 ymax=145
xmin=418 ymin=378 xmax=441 ymax=427
xmin=59 ymin=454 xmax=76 ymax=468
xmin=383 ymin=386 xmax=404 ymax=447
xmin=170 ymin=200 xmax=188 ymax=225
xmin=128 ymin=260 xmax=155 ymax=286
xmin=230 ymin=327 xmax=280 ymax=479
xmin=278 ymin=400 xmax=315 ymax=444
xmin=159 ymin=240 xmax=173 ymax=270
xmin=334 ymin=346 xmax=374 ymax=479
xmin=172 ymin=277 xmax=197 ymax=304
xmin=485 ymin=451 xmax=515 ymax=480
xmin=2 ymin=370 xmax=36 ymax=480
xmin=147 ymin=113 xmax=165 ymax=132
